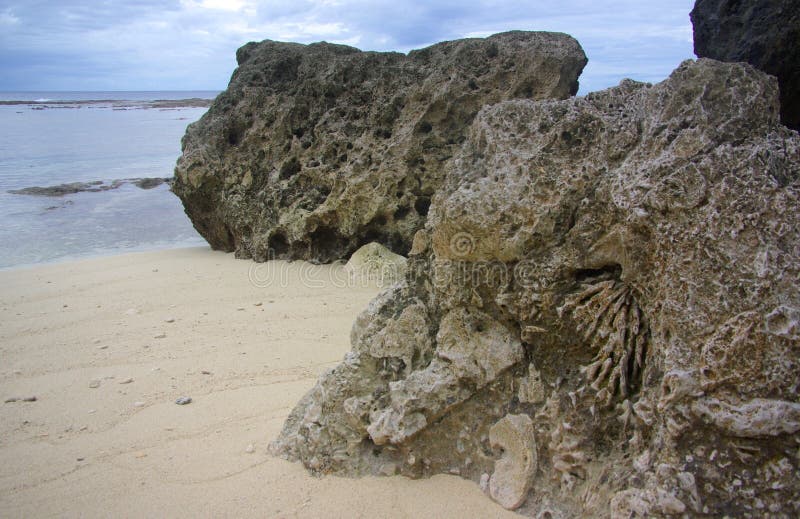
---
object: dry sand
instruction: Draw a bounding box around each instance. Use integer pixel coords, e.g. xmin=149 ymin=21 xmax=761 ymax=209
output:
xmin=0 ymin=247 xmax=516 ymax=518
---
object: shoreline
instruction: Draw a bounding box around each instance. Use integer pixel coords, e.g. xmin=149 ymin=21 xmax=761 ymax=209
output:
xmin=0 ymin=247 xmax=515 ymax=517
xmin=0 ymin=243 xmax=209 ymax=273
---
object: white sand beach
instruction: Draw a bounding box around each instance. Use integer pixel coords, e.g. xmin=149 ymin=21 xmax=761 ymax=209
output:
xmin=0 ymin=247 xmax=516 ymax=518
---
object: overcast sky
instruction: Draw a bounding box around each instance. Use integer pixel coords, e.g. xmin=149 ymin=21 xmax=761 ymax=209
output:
xmin=0 ymin=0 xmax=696 ymax=95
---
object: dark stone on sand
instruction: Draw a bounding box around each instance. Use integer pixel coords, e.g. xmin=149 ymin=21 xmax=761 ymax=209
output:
xmin=691 ymin=0 xmax=800 ymax=130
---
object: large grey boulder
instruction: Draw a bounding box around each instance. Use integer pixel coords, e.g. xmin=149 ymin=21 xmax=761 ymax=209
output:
xmin=691 ymin=0 xmax=800 ymax=130
xmin=271 ymin=59 xmax=800 ymax=517
xmin=173 ymin=32 xmax=587 ymax=263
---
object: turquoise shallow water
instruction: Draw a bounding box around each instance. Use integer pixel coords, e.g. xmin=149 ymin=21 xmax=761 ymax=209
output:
xmin=0 ymin=91 xmax=218 ymax=269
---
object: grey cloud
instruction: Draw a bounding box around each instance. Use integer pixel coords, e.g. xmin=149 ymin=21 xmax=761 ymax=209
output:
xmin=0 ymin=0 xmax=694 ymax=93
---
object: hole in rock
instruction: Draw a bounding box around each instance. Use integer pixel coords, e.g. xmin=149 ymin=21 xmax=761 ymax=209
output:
xmin=417 ymin=121 xmax=433 ymax=134
xmin=225 ymin=126 xmax=244 ymax=147
xmin=394 ymin=205 xmax=410 ymax=220
xmin=279 ymin=157 xmax=301 ymax=180
xmin=309 ymin=226 xmax=349 ymax=261
xmin=268 ymin=233 xmax=290 ymax=258
xmin=414 ymin=196 xmax=431 ymax=216
xmin=574 ymin=263 xmax=622 ymax=282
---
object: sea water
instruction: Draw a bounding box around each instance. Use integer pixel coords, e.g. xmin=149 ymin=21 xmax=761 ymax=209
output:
xmin=0 ymin=91 xmax=218 ymax=269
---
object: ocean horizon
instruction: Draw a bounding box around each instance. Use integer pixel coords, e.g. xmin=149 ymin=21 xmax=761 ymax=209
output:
xmin=0 ymin=90 xmax=221 ymax=102
xmin=0 ymin=90 xmax=220 ymax=269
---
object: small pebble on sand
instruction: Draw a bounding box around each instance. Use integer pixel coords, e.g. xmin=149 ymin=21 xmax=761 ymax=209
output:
xmin=165 ymin=317 xmax=175 ymax=323
xmin=119 ymin=378 xmax=133 ymax=384
xmin=154 ymin=333 xmax=166 ymax=339
xmin=175 ymin=396 xmax=192 ymax=405
xmin=133 ymin=401 xmax=146 ymax=408
xmin=88 ymin=379 xmax=101 ymax=388
xmin=245 ymin=444 xmax=255 ymax=454
xmin=5 ymin=396 xmax=36 ymax=403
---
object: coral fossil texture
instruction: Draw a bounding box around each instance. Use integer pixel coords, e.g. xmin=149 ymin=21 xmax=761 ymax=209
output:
xmin=271 ymin=58 xmax=800 ymax=517
xmin=173 ymin=32 xmax=587 ymax=263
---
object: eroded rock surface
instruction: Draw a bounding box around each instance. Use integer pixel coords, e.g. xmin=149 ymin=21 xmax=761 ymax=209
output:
xmin=691 ymin=0 xmax=800 ymax=130
xmin=173 ymin=32 xmax=587 ymax=263
xmin=271 ymin=58 xmax=800 ymax=517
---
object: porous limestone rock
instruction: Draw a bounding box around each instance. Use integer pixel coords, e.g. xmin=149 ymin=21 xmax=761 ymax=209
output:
xmin=489 ymin=414 xmax=537 ymax=510
xmin=173 ymin=32 xmax=587 ymax=263
xmin=691 ymin=0 xmax=800 ymax=130
xmin=272 ymin=58 xmax=800 ymax=517
xmin=367 ymin=306 xmax=523 ymax=445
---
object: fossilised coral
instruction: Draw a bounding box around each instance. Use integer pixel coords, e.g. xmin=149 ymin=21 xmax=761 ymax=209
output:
xmin=547 ymin=420 xmax=587 ymax=492
xmin=489 ymin=414 xmax=538 ymax=510
xmin=560 ymin=276 xmax=649 ymax=406
xmin=272 ymin=58 xmax=800 ymax=517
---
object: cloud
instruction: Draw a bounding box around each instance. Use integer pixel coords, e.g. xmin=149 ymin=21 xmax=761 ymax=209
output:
xmin=181 ymin=0 xmax=250 ymax=11
xmin=0 ymin=7 xmax=19 ymax=25
xmin=0 ymin=0 xmax=695 ymax=93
